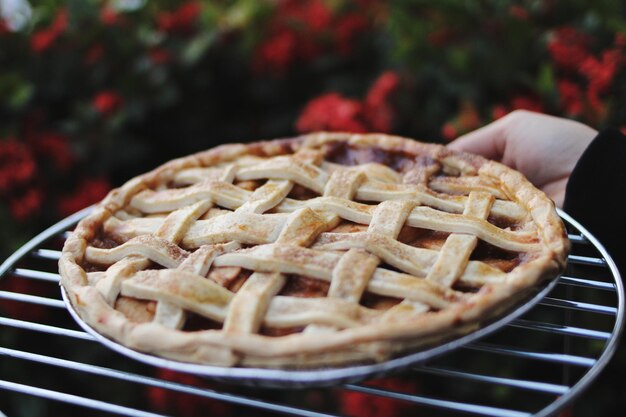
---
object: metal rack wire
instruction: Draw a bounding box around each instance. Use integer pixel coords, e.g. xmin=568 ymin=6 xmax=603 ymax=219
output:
xmin=0 ymin=208 xmax=623 ymax=417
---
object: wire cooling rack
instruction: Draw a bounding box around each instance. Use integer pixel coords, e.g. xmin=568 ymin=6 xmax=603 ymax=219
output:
xmin=0 ymin=208 xmax=623 ymax=417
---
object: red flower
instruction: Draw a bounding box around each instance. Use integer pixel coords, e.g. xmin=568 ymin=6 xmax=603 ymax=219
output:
xmin=0 ymin=18 xmax=9 ymax=34
xmin=0 ymin=139 xmax=37 ymax=193
xmin=339 ymin=377 xmax=420 ymax=417
xmin=278 ymin=0 xmax=332 ymax=34
xmin=9 ymin=187 xmax=43 ymax=221
xmin=440 ymin=101 xmax=481 ymax=142
xmin=252 ymin=1 xmax=378 ymax=74
xmin=30 ymin=8 xmax=68 ymax=53
xmin=558 ymin=80 xmax=584 ymax=116
xmin=84 ymin=44 xmax=105 ymax=66
xmin=253 ymin=28 xmax=298 ymax=74
xmin=586 ymin=86 xmax=606 ymax=116
xmin=252 ymin=0 xmax=336 ymax=74
xmin=100 ymin=5 xmax=120 ymax=26
xmin=579 ymin=49 xmax=621 ymax=94
xmin=149 ymin=48 xmax=171 ymax=65
xmin=297 ymin=71 xmax=401 ymax=134
xmin=441 ymin=122 xmax=458 ymax=141
xmin=31 ymin=30 xmax=58 ymax=53
xmin=509 ymin=5 xmax=529 ymax=20
xmin=491 ymin=105 xmax=508 ymax=120
xmin=31 ymin=132 xmax=74 ymax=171
xmin=458 ymin=102 xmax=481 ymax=131
xmin=365 ymin=71 xmax=400 ymax=109
xmin=547 ymin=27 xmax=590 ymax=71
xmin=51 ymin=8 xmax=69 ymax=32
xmin=297 ymin=35 xmax=324 ymax=62
xmin=363 ymin=71 xmax=401 ymax=132
xmin=334 ymin=13 xmax=369 ymax=55
xmin=147 ymin=369 xmax=232 ymax=417
xmin=156 ymin=1 xmax=202 ymax=34
xmin=548 ymin=25 xmax=624 ymax=118
xmin=92 ymin=91 xmax=124 ymax=116
xmin=57 ymin=178 xmax=111 ymax=217
xmin=510 ymin=95 xmax=544 ymax=113
xmin=486 ymin=96 xmax=543 ymax=124
xmin=578 ymin=51 xmax=619 ymax=117
xmin=296 ymin=93 xmax=367 ymax=133
xmin=364 ymin=101 xmax=395 ymax=132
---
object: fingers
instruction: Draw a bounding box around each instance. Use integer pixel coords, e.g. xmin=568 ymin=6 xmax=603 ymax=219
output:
xmin=446 ymin=118 xmax=507 ymax=160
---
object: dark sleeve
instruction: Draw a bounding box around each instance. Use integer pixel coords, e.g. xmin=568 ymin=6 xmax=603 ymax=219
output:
xmin=563 ymin=128 xmax=626 ymax=273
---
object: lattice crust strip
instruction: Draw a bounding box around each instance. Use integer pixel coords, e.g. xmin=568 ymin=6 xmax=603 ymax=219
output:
xmin=59 ymin=132 xmax=569 ymax=368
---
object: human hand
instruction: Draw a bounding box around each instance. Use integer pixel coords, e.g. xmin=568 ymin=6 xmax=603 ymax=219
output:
xmin=447 ymin=110 xmax=597 ymax=207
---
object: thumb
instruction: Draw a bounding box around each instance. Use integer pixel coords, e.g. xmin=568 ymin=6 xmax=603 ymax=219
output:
xmin=446 ymin=119 xmax=506 ymax=160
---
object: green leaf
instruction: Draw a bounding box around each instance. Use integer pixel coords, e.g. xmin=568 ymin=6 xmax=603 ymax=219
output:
xmin=181 ymin=32 xmax=216 ymax=66
xmin=536 ymin=64 xmax=555 ymax=96
xmin=8 ymin=83 xmax=34 ymax=110
xmin=447 ymin=47 xmax=469 ymax=72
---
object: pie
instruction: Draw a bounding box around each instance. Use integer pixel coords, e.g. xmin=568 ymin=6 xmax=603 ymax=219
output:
xmin=59 ymin=132 xmax=569 ymax=368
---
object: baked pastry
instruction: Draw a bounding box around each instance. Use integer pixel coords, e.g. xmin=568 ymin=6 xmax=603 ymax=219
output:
xmin=59 ymin=133 xmax=569 ymax=368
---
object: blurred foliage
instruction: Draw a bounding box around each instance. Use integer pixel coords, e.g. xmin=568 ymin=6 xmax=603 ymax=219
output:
xmin=1 ymin=0 xmax=626 ymax=254
xmin=1 ymin=1 xmax=626 ymax=415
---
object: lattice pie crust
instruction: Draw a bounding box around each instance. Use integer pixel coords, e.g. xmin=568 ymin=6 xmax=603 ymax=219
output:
xmin=59 ymin=133 xmax=569 ymax=368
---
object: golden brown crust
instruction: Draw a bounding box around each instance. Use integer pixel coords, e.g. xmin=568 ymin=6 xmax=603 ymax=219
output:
xmin=59 ymin=132 xmax=569 ymax=368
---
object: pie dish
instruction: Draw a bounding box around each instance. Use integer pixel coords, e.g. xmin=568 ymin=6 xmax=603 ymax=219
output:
xmin=59 ymin=132 xmax=569 ymax=368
